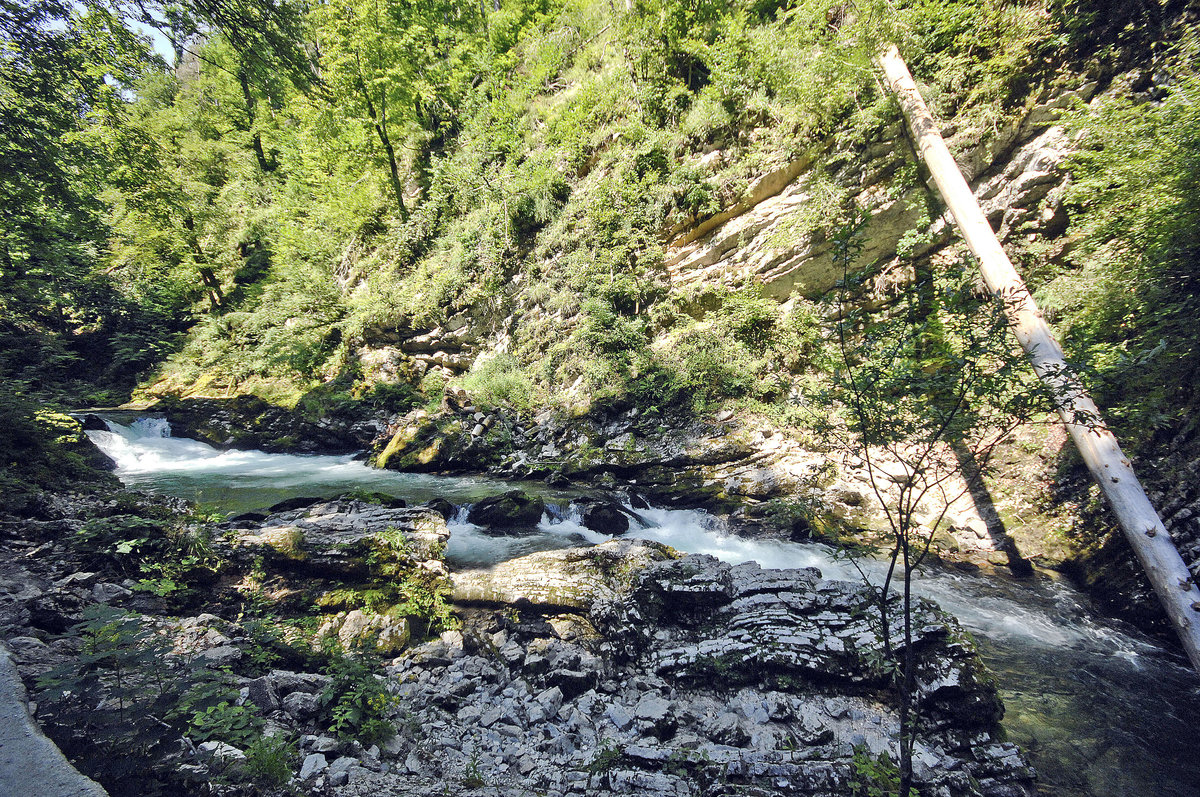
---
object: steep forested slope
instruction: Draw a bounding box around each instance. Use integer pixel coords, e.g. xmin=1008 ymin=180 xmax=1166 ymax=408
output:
xmin=4 ymin=0 xmax=1200 ymax=622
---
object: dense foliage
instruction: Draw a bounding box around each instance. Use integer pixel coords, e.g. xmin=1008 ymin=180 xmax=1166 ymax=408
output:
xmin=1 ymin=0 xmax=1196 ymax=473
xmin=1042 ymin=34 xmax=1200 ymax=439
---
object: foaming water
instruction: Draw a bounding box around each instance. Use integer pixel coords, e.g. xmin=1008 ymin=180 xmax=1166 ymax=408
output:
xmin=88 ymin=419 xmax=551 ymax=514
xmin=85 ymin=417 xmax=1200 ymax=796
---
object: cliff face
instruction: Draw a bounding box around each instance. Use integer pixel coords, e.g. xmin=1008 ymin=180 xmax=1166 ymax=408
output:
xmin=343 ymin=63 xmax=1193 ymax=636
xmin=353 ymin=81 xmax=1085 ymax=561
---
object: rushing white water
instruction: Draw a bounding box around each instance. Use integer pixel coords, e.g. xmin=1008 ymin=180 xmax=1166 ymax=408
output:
xmin=90 ymin=418 xmax=532 ymax=513
xmin=86 ymin=417 xmax=1200 ymax=797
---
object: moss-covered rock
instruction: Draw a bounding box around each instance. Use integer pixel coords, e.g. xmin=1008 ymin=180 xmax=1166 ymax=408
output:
xmin=152 ymin=396 xmax=366 ymax=454
xmin=465 ymin=490 xmax=545 ymax=529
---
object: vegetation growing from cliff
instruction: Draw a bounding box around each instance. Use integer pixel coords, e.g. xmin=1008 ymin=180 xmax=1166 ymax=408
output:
xmin=1044 ymin=34 xmax=1200 ymax=439
xmin=2 ymin=0 xmax=1198 ymax=487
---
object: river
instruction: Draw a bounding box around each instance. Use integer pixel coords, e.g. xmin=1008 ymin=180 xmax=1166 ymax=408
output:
xmin=87 ymin=417 xmax=1200 ymax=796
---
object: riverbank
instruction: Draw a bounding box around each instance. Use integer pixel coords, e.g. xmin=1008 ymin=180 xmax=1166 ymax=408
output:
xmin=3 ymin=416 xmax=1192 ymax=796
xmin=0 ymin=465 xmax=1036 ymax=796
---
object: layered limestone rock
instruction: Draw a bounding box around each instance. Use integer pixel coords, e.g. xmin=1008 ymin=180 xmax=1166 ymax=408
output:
xmin=661 ymin=87 xmax=1092 ymax=304
xmin=150 ymin=395 xmax=374 ymax=454
xmin=332 ymin=541 xmax=1033 ymax=797
xmin=229 ymin=498 xmax=449 ymax=577
xmin=451 ymin=540 xmax=678 ymax=610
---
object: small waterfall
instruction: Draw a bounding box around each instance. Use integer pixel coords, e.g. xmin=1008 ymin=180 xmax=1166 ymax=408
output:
xmin=127 ymin=417 xmax=171 ymax=438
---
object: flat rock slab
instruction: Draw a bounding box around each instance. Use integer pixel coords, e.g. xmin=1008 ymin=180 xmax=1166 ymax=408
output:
xmin=0 ymin=644 xmax=107 ymax=797
xmin=450 ymin=539 xmax=677 ymax=610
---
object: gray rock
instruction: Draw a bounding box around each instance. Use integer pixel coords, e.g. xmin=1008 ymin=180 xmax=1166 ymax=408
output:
xmin=705 ymin=713 xmax=750 ymax=747
xmin=196 ymin=740 xmax=245 ymax=762
xmin=0 ymin=644 xmax=107 ymax=797
xmin=198 ymin=644 xmax=243 ymax=666
xmin=606 ymin=702 xmax=635 ymax=731
xmin=535 ymin=685 xmax=563 ymax=715
xmin=312 ymin=735 xmax=339 ymax=753
xmin=634 ymin=694 xmax=671 ymax=723
xmin=479 ymin=705 xmax=504 ymax=727
xmin=282 ymin=691 xmax=322 ymax=719
xmin=269 ymin=669 xmax=331 ymax=695
xmin=579 ymin=501 xmax=630 ymax=535
xmin=91 ymin=582 xmax=132 ymax=603
xmin=457 ymin=704 xmax=483 ymax=724
xmin=300 ymin=752 xmax=328 ymax=780
xmin=243 ymin=675 xmax=280 ymax=713
xmin=451 ymin=539 xmax=674 ymax=610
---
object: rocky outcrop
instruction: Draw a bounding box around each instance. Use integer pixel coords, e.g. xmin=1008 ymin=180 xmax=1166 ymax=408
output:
xmin=331 ymin=542 xmax=1032 ymax=797
xmin=662 ymin=84 xmax=1091 ymax=305
xmin=152 ymin=395 xmax=373 ymax=454
xmin=359 ymin=313 xmax=480 ymax=382
xmin=451 ymin=540 xmax=677 ymax=610
xmin=0 ymin=476 xmax=1033 ymax=797
xmin=227 ymin=498 xmax=449 ymax=577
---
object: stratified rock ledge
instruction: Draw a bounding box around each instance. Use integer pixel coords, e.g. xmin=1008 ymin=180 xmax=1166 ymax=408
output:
xmin=331 ymin=541 xmax=1034 ymax=797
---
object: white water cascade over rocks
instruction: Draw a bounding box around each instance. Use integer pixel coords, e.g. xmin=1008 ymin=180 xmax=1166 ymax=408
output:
xmin=84 ymin=419 xmax=1200 ymax=797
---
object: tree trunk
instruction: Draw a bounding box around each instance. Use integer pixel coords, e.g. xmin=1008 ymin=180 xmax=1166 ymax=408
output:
xmin=182 ymin=214 xmax=223 ymax=311
xmin=878 ymin=45 xmax=1200 ymax=671
xmin=238 ymin=70 xmax=277 ymax=173
xmin=355 ymin=64 xmax=409 ymax=221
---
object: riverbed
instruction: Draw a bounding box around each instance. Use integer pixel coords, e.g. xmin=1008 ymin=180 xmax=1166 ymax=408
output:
xmin=87 ymin=418 xmax=1200 ymax=796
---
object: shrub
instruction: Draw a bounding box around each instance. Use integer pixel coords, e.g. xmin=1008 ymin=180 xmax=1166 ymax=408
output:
xmin=459 ymin=353 xmax=535 ymax=412
xmin=37 ymin=607 xmax=193 ymax=791
xmin=643 ymin=327 xmax=761 ymax=412
xmin=1045 ymin=52 xmax=1200 ymax=440
xmin=320 ymin=653 xmax=399 ymax=746
xmin=245 ymin=735 xmax=295 ymax=787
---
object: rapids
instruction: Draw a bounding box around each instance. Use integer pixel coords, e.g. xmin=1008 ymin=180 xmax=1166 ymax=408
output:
xmin=87 ymin=418 xmax=1200 ymax=796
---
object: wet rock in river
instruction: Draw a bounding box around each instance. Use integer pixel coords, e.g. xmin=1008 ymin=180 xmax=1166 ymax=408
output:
xmin=78 ymin=414 xmax=109 ymax=431
xmin=268 ymin=496 xmax=326 ymax=513
xmin=577 ymin=499 xmax=630 ymax=535
xmin=466 ymin=490 xmax=545 ymax=529
xmin=151 ymin=395 xmax=367 ymax=454
xmin=423 ymin=497 xmax=457 ymax=520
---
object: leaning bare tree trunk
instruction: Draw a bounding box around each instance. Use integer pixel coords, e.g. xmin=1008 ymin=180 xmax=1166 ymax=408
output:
xmin=879 ymin=45 xmax=1200 ymax=671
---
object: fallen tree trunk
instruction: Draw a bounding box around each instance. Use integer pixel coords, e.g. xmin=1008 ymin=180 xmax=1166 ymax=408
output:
xmin=878 ymin=45 xmax=1200 ymax=671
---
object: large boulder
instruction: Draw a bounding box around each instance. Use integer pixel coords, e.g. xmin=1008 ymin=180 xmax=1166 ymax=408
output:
xmin=466 ymin=490 xmax=545 ymax=529
xmin=451 ymin=539 xmax=676 ymax=611
xmin=577 ymin=499 xmax=630 ymax=535
xmin=230 ymin=499 xmax=449 ymax=576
